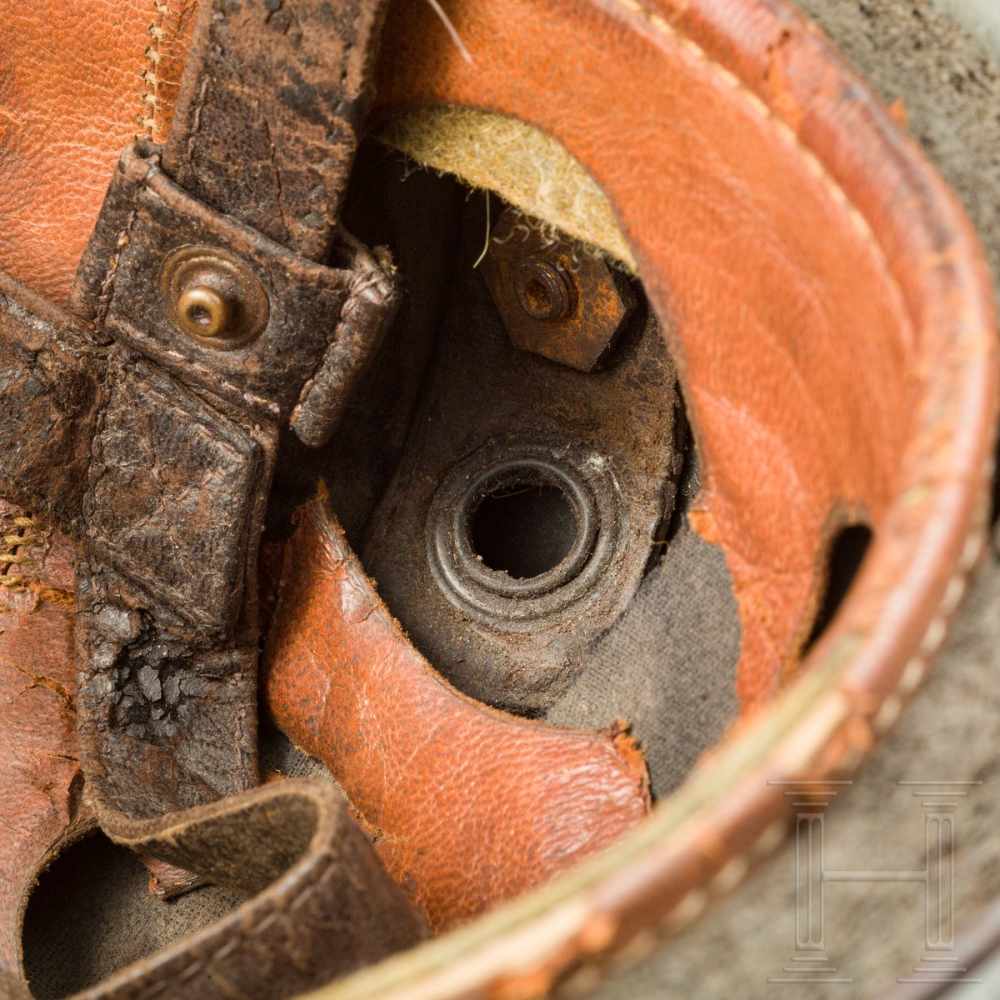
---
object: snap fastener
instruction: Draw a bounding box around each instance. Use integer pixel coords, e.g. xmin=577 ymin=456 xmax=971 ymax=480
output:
xmin=160 ymin=245 xmax=269 ymax=348
xmin=176 ymin=284 xmax=231 ymax=339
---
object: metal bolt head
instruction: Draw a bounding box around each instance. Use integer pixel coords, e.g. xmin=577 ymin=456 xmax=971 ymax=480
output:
xmin=160 ymin=245 xmax=269 ymax=348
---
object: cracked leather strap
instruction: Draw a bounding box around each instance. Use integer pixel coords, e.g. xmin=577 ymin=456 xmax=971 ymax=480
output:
xmin=67 ymin=0 xmax=395 ymax=827
xmin=162 ymin=0 xmax=387 ymax=262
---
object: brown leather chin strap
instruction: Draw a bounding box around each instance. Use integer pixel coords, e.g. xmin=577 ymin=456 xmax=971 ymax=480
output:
xmin=0 ymin=0 xmax=430 ymax=994
xmin=68 ymin=0 xmax=397 ymax=830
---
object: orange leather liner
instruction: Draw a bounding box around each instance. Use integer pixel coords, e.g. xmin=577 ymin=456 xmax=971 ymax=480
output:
xmin=373 ymin=0 xmax=918 ymax=707
xmin=0 ymin=0 xmax=996 ymax=989
xmin=0 ymin=0 xmax=197 ymax=310
xmin=0 ymin=0 xmax=928 ymax=708
xmin=265 ymin=495 xmax=650 ymax=932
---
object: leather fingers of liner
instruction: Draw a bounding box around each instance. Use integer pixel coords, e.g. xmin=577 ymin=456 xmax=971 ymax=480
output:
xmin=265 ymin=491 xmax=652 ymax=932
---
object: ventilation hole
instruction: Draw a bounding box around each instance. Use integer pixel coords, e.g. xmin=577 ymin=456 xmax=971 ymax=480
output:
xmin=469 ymin=479 xmax=578 ymax=579
xmin=803 ymin=524 xmax=873 ymax=652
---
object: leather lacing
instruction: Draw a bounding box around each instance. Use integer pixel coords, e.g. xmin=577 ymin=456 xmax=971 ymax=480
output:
xmin=0 ymin=510 xmax=40 ymax=592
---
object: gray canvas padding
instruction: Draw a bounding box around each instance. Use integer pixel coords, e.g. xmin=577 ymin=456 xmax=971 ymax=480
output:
xmin=22 ymin=835 xmax=248 ymax=998
xmin=546 ymin=523 xmax=740 ymax=799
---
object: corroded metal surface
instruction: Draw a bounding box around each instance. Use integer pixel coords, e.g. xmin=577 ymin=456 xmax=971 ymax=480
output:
xmin=481 ymin=208 xmax=635 ymax=372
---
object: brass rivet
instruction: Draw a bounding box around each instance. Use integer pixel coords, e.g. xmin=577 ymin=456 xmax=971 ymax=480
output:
xmin=160 ymin=245 xmax=269 ymax=349
xmin=176 ymin=285 xmax=231 ymax=339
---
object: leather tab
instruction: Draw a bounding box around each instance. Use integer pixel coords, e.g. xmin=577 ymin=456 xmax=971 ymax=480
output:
xmin=74 ymin=144 xmax=395 ymax=424
xmin=84 ymin=780 xmax=427 ymax=1000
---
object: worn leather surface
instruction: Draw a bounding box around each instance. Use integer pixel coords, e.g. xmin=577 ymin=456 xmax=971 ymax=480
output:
xmin=0 ymin=505 xmax=81 ymax=974
xmin=77 ymin=780 xmax=426 ymax=1000
xmin=16 ymin=780 xmax=426 ymax=1000
xmin=266 ymin=494 xmax=650 ymax=931
xmin=0 ymin=0 xmax=996 ymax=997
xmin=0 ymin=504 xmax=424 ymax=999
xmin=0 ymin=0 xmax=929 ymax=708
xmin=60 ymin=0 xmax=397 ymax=829
xmin=0 ymin=275 xmax=103 ymax=532
xmin=374 ymin=0 xmax=967 ymax=710
xmin=163 ymin=0 xmax=388 ymax=262
xmin=0 ymin=1 xmax=198 ymax=311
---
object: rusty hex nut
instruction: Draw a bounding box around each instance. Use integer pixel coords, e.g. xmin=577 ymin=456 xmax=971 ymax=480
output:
xmin=481 ymin=210 xmax=635 ymax=373
xmin=160 ymin=245 xmax=269 ymax=348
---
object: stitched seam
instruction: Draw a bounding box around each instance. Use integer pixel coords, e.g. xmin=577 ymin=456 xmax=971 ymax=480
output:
xmin=94 ymin=208 xmax=139 ymax=328
xmin=0 ymin=512 xmax=39 ymax=591
xmin=613 ymin=0 xmax=922 ymax=696
xmin=185 ymin=77 xmax=211 ymax=174
xmin=114 ymin=322 xmax=281 ymax=417
xmin=613 ymin=0 xmax=910 ymax=336
xmin=554 ymin=485 xmax=993 ymax=994
xmin=139 ymin=1 xmax=170 ymax=137
xmin=545 ymin=3 xmax=976 ymax=991
xmin=608 ymin=0 xmax=986 ymax=705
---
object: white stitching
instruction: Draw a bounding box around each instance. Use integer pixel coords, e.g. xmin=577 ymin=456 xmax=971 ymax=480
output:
xmin=664 ymin=889 xmax=708 ymax=930
xmin=543 ymin=3 xmax=990 ymax=990
xmin=139 ymin=2 xmax=170 ymax=137
xmin=873 ymin=694 xmax=902 ymax=734
xmin=899 ymin=657 xmax=927 ymax=694
xmin=710 ymin=855 xmax=750 ymax=894
xmin=920 ymin=617 xmax=948 ymax=657
xmin=616 ymin=0 xmax=900 ymax=324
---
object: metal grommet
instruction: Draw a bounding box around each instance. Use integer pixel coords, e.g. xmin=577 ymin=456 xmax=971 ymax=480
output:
xmin=454 ymin=458 xmax=597 ymax=600
xmin=160 ymin=244 xmax=269 ymax=348
xmin=427 ymin=440 xmax=624 ymax=628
